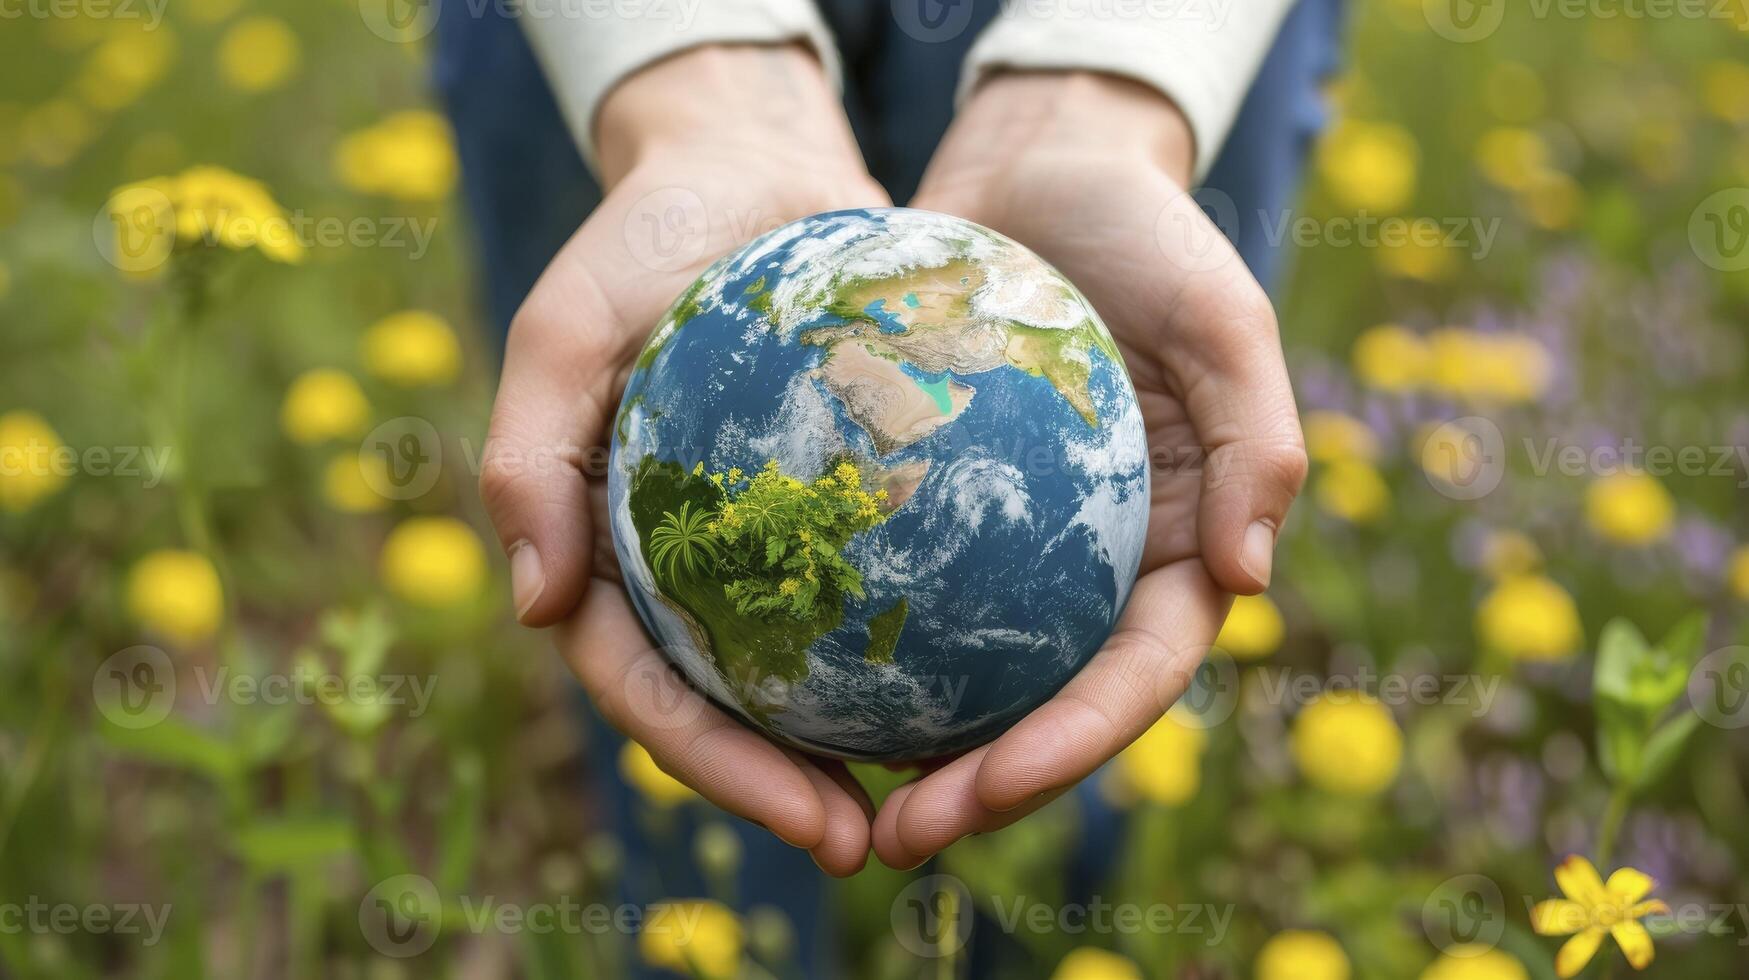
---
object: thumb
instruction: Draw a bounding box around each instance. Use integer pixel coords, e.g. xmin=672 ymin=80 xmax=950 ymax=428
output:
xmin=479 ymin=319 xmax=611 ymax=626
xmin=1182 ymin=305 xmax=1307 ymax=595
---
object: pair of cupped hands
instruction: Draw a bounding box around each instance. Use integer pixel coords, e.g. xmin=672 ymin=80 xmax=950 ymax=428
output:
xmin=481 ymin=44 xmax=1308 ymax=875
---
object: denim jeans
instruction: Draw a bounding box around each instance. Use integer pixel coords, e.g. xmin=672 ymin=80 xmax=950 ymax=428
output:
xmin=435 ymin=2 xmax=1344 ymax=974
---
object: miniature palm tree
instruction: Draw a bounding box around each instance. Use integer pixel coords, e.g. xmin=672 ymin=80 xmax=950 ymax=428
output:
xmin=648 ymin=501 xmax=720 ymax=582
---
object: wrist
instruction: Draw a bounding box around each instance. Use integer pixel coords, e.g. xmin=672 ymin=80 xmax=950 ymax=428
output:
xmin=927 ymin=71 xmax=1196 ymax=192
xmin=595 ymin=43 xmax=865 ymax=188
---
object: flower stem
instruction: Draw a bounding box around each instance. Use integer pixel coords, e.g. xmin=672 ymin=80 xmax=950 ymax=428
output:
xmin=1595 ymin=787 xmax=1630 ymax=869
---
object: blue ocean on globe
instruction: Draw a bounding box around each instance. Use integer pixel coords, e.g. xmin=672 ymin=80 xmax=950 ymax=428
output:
xmin=607 ymin=207 xmax=1149 ymax=761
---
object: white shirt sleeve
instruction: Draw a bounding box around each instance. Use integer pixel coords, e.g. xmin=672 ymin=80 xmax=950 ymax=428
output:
xmin=518 ymin=0 xmax=840 ymax=171
xmin=961 ymin=1 xmax=1299 ymax=179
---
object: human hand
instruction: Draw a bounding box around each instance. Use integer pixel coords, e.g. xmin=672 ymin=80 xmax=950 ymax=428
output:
xmin=872 ymin=72 xmax=1308 ymax=867
xmin=480 ymin=44 xmax=889 ymax=876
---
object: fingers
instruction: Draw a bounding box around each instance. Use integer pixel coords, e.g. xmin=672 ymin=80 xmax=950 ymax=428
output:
xmin=797 ymin=759 xmax=873 ymax=876
xmin=562 ymin=583 xmax=829 ymax=849
xmin=480 ymin=300 xmax=615 ymax=626
xmin=974 ymin=560 xmax=1226 ymax=814
xmin=870 ymin=748 xmax=1066 ymax=867
xmin=1171 ymin=279 xmax=1306 ymax=594
xmin=871 ymin=781 xmax=925 ymax=870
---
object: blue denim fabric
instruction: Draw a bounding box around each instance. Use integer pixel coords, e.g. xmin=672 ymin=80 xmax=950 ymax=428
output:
xmin=434 ymin=2 xmax=1343 ymax=974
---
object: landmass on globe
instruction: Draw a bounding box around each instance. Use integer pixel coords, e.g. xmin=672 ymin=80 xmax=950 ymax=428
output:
xmin=608 ymin=208 xmax=1149 ymax=761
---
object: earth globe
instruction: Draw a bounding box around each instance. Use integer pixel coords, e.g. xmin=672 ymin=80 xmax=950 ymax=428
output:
xmin=608 ymin=207 xmax=1149 ymax=761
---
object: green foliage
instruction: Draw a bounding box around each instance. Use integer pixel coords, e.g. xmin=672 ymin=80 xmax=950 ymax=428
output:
xmin=1594 ymin=614 xmax=1708 ymax=791
xmin=631 ymin=456 xmax=890 ymax=622
xmin=648 ymin=501 xmax=722 ymax=583
xmin=714 ymin=459 xmax=888 ymax=622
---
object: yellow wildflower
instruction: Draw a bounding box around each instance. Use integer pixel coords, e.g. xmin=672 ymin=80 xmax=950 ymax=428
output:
xmin=727 ymin=467 xmax=743 ymax=483
xmin=1424 ymin=329 xmax=1551 ymax=404
xmin=1701 ymin=61 xmax=1749 ymax=123
xmin=779 ymin=578 xmax=800 ymax=596
xmin=322 ymin=453 xmax=390 ymax=513
xmin=1730 ymin=545 xmax=1749 ymax=601
xmin=1477 ymin=575 xmax=1582 ymax=661
xmin=360 ymin=310 xmax=462 ymax=386
xmin=1475 ymin=128 xmax=1550 ymax=191
xmin=75 ymin=27 xmax=178 ymax=112
xmin=1256 ymin=930 xmax=1350 ymax=980
xmin=1314 ymin=459 xmax=1390 ymax=525
xmin=332 ymin=111 xmax=458 ymax=202
xmin=1519 ymin=170 xmax=1584 ymax=231
xmin=1291 ymin=693 xmax=1402 ymax=797
xmin=1420 ymin=945 xmax=1529 ymax=980
xmin=1317 ymin=119 xmax=1418 ymax=213
xmin=1050 ymin=946 xmax=1143 ymax=980
xmin=1377 ymin=234 xmax=1460 ymax=283
xmin=619 ymin=740 xmax=697 ymax=807
xmin=127 ymin=549 xmax=223 ymax=645
xmin=1214 ymin=593 xmax=1284 ymax=660
xmin=280 ymin=369 xmax=370 ymax=445
xmin=1351 ymin=324 xmax=1428 ymax=391
xmin=1585 ymin=472 xmax=1674 ymax=546
xmin=1107 ymin=710 xmax=1208 ymax=807
xmin=1303 ymin=410 xmax=1379 ymax=463
xmin=379 ymin=516 xmax=486 ymax=608
xmin=106 ymin=166 xmax=303 ymax=267
xmin=1531 ymin=856 xmax=1668 ymax=977
xmin=216 ymin=17 xmax=300 ymax=93
xmin=1480 ymin=530 xmax=1542 ymax=580
xmin=639 ymin=899 xmax=741 ymax=979
xmin=0 ymin=411 xmax=69 ymax=512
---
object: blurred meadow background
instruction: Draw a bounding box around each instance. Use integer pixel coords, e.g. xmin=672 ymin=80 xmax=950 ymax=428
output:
xmin=2 ymin=0 xmax=1749 ymax=978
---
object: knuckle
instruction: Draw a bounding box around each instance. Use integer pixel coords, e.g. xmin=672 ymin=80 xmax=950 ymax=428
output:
xmin=476 ymin=449 xmax=525 ymax=518
xmin=1257 ymin=437 xmax=1310 ymax=493
xmin=1204 ymin=432 xmax=1309 ymax=497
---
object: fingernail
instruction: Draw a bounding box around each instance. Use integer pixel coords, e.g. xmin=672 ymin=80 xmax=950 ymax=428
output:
xmin=509 ymin=540 xmax=545 ymax=621
xmin=1240 ymin=520 xmax=1277 ymax=588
